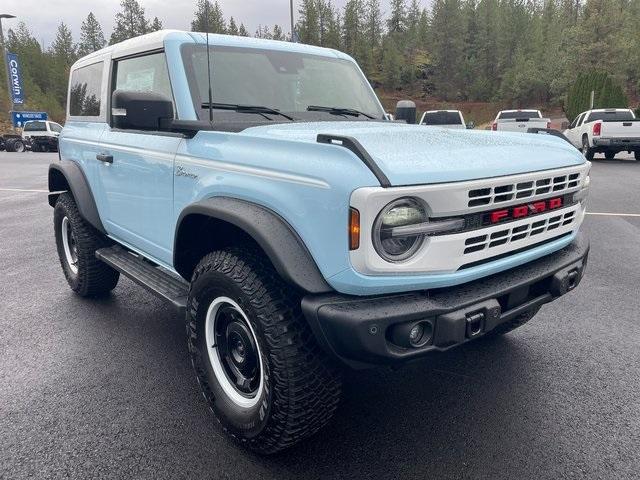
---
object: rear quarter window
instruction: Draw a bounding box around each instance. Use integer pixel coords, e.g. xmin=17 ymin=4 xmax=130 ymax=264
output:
xmin=69 ymin=62 xmax=104 ymax=117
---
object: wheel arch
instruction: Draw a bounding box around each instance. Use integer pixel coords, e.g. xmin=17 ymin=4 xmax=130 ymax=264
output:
xmin=48 ymin=161 xmax=105 ymax=233
xmin=174 ymin=197 xmax=332 ymax=294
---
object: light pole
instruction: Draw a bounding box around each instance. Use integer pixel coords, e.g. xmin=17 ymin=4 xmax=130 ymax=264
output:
xmin=0 ymin=13 xmax=17 ymax=127
xmin=289 ymin=0 xmax=294 ymax=42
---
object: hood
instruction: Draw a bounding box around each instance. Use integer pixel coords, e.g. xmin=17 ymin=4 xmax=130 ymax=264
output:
xmin=241 ymin=121 xmax=585 ymax=186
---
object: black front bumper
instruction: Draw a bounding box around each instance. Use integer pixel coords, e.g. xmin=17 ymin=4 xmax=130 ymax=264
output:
xmin=302 ymin=233 xmax=589 ymax=369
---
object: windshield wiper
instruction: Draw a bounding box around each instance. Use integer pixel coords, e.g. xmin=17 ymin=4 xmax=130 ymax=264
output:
xmin=306 ymin=105 xmax=376 ymax=119
xmin=201 ymin=102 xmax=296 ymax=121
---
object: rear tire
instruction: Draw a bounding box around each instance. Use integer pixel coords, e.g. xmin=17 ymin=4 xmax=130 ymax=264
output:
xmin=482 ymin=306 xmax=541 ymax=339
xmin=187 ymin=248 xmax=342 ymax=454
xmin=581 ymin=136 xmax=594 ymax=161
xmin=635 ymin=151 xmax=640 ymax=161
xmin=54 ymin=193 xmax=119 ymax=296
xmin=604 ymin=151 xmax=615 ymax=160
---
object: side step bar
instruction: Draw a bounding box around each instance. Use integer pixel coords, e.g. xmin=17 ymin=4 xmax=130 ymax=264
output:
xmin=96 ymin=245 xmax=189 ymax=314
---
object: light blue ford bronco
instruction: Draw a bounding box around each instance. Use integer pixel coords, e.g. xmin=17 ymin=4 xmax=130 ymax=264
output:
xmin=49 ymin=30 xmax=590 ymax=453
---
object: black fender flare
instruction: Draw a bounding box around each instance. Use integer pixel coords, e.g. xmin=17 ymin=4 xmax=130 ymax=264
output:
xmin=48 ymin=161 xmax=105 ymax=233
xmin=174 ymin=197 xmax=332 ymax=294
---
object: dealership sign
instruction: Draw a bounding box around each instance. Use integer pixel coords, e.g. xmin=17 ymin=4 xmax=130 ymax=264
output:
xmin=10 ymin=111 xmax=48 ymax=128
xmin=6 ymin=52 xmax=25 ymax=104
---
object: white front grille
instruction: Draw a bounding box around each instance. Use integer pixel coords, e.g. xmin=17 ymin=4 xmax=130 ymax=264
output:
xmin=468 ymin=172 xmax=581 ymax=207
xmin=349 ymin=163 xmax=589 ymax=275
xmin=463 ymin=210 xmax=576 ymax=254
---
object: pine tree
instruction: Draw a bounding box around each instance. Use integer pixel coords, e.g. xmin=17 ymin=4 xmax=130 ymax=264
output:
xmin=150 ymin=17 xmax=163 ymax=32
xmin=51 ymin=22 xmax=77 ymax=67
xmin=387 ymin=0 xmax=407 ymax=35
xmin=430 ymin=0 xmax=466 ymax=100
xmin=272 ymin=25 xmax=286 ymax=41
xmin=342 ymin=0 xmax=367 ymax=65
xmin=78 ymin=13 xmax=106 ymax=57
xmin=364 ymin=0 xmax=383 ymax=74
xmin=228 ymin=17 xmax=239 ymax=36
xmin=191 ymin=0 xmax=226 ymax=33
xmin=110 ymin=0 xmax=150 ymax=44
xmin=297 ymin=0 xmax=321 ymax=44
xmin=238 ymin=23 xmax=249 ymax=37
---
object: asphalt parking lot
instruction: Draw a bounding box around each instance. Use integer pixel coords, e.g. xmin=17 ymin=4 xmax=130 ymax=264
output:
xmin=1 ymin=151 xmax=639 ymax=480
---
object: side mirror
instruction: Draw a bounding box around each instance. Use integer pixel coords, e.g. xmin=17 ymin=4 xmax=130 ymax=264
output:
xmin=112 ymin=90 xmax=173 ymax=131
xmin=395 ymin=100 xmax=416 ymax=124
xmin=466 ymin=121 xmax=475 ymax=129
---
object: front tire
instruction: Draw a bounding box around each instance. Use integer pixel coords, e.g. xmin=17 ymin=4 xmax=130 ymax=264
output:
xmin=187 ymin=248 xmax=342 ymax=454
xmin=54 ymin=193 xmax=119 ymax=296
xmin=634 ymin=150 xmax=640 ymax=161
xmin=604 ymin=150 xmax=616 ymax=160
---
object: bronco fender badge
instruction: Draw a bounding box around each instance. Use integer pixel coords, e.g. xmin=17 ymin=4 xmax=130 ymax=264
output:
xmin=175 ymin=166 xmax=198 ymax=180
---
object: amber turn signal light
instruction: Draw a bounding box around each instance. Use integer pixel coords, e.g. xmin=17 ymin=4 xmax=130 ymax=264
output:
xmin=349 ymin=207 xmax=360 ymax=250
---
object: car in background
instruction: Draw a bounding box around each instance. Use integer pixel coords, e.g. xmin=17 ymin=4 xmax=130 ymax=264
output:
xmin=492 ymin=109 xmax=550 ymax=133
xmin=419 ymin=110 xmax=470 ymax=129
xmin=563 ymin=108 xmax=640 ymax=160
xmin=22 ymin=120 xmax=62 ymax=152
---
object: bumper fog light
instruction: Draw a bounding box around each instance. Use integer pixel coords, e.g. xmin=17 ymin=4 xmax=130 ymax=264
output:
xmin=389 ymin=320 xmax=433 ymax=348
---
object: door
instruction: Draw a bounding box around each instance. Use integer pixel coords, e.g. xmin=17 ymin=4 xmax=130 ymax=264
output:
xmin=565 ymin=112 xmax=585 ymax=148
xmin=96 ymin=51 xmax=181 ymax=266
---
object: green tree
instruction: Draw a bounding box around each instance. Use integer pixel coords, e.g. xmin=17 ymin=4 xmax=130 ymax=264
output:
xmin=77 ymin=13 xmax=106 ymax=57
xmin=238 ymin=23 xmax=249 ymax=37
xmin=150 ymin=17 xmax=163 ymax=32
xmin=191 ymin=0 xmax=226 ymax=33
xmin=228 ymin=17 xmax=239 ymax=36
xmin=387 ymin=0 xmax=407 ymax=35
xmin=50 ymin=22 xmax=77 ymax=67
xmin=272 ymin=25 xmax=286 ymax=41
xmin=430 ymin=0 xmax=466 ymax=100
xmin=297 ymin=0 xmax=321 ymax=44
xmin=364 ymin=0 xmax=383 ymax=73
xmin=110 ymin=0 xmax=150 ymax=44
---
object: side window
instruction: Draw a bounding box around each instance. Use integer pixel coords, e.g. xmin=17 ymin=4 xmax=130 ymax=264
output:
xmin=50 ymin=123 xmax=63 ymax=133
xmin=577 ymin=113 xmax=587 ymax=126
xmin=113 ymin=52 xmax=173 ymax=106
xmin=69 ymin=62 xmax=104 ymax=117
xmin=568 ymin=114 xmax=580 ymax=129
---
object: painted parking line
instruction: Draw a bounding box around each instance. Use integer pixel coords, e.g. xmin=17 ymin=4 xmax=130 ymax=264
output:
xmin=586 ymin=212 xmax=640 ymax=218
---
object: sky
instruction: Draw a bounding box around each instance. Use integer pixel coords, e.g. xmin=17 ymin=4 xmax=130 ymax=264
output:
xmin=0 ymin=0 xmax=429 ymax=50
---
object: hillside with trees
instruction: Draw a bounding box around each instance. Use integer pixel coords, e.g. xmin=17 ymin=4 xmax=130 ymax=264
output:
xmin=1 ymin=0 xmax=638 ymax=126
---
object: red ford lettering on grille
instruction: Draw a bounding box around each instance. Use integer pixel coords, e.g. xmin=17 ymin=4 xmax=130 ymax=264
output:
xmin=488 ymin=197 xmax=563 ymax=224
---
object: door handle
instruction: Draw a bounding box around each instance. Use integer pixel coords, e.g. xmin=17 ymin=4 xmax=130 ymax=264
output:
xmin=96 ymin=153 xmax=113 ymax=163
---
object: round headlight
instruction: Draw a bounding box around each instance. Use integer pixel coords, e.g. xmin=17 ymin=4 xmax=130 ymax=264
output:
xmin=372 ymin=197 xmax=427 ymax=262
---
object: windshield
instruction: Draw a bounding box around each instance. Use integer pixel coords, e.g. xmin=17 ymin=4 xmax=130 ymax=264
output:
xmin=422 ymin=111 xmax=462 ymax=125
xmin=587 ymin=110 xmax=635 ymax=122
xmin=498 ymin=111 xmax=541 ymax=120
xmin=182 ymin=44 xmax=384 ymax=121
xmin=50 ymin=123 xmax=63 ymax=133
xmin=24 ymin=121 xmax=46 ymax=132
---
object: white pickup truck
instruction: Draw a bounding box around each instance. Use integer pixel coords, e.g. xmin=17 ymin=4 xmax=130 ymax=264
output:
xmin=563 ymin=108 xmax=640 ymax=160
xmin=419 ymin=110 xmax=468 ymax=129
xmin=492 ymin=109 xmax=550 ymax=133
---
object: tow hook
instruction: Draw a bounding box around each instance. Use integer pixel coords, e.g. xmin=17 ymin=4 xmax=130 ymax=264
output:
xmin=465 ymin=312 xmax=485 ymax=338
